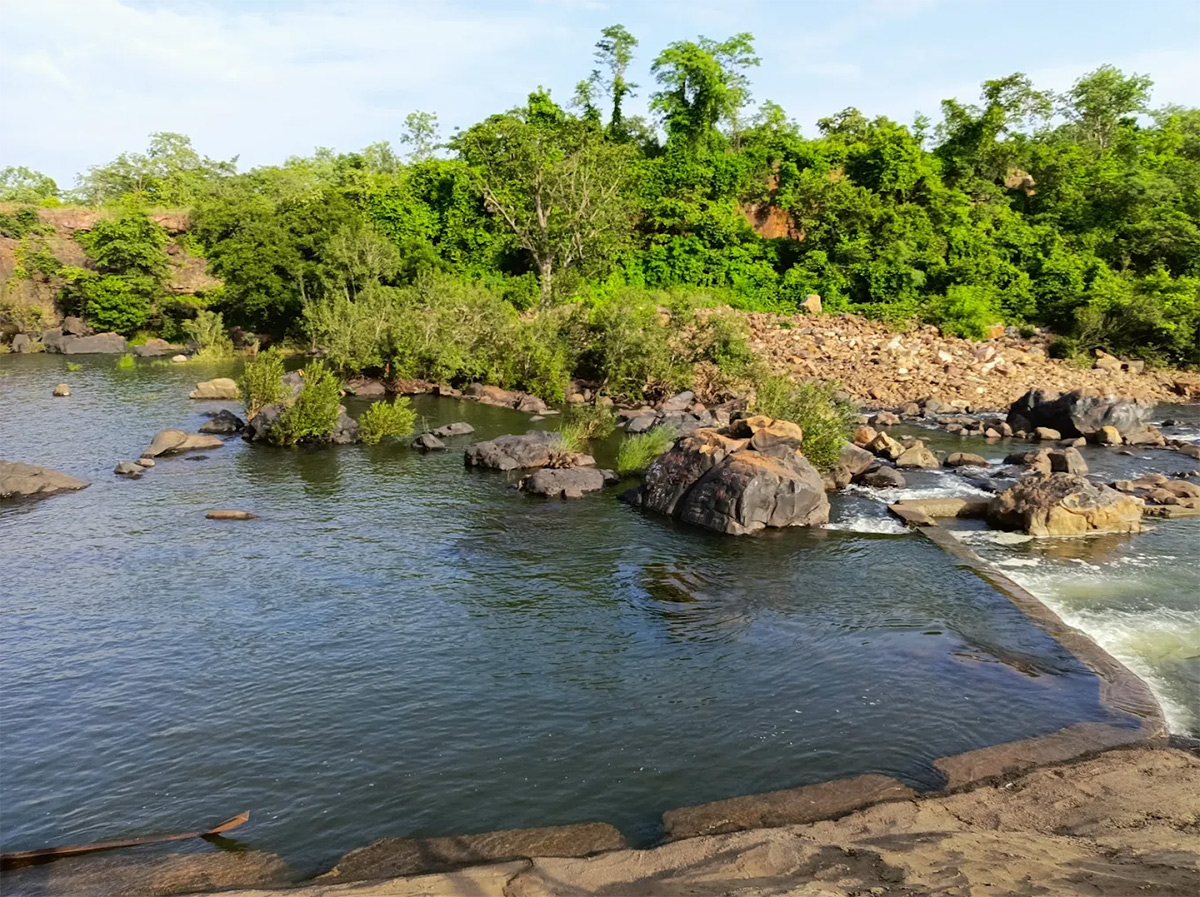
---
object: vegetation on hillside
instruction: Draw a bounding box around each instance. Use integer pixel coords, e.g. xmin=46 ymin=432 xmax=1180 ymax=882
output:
xmin=3 ymin=28 xmax=1199 ymax=377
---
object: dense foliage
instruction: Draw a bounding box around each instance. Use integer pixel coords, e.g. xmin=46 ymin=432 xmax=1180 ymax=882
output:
xmin=5 ymin=30 xmax=1199 ymax=370
xmin=358 ymin=396 xmax=417 ymax=444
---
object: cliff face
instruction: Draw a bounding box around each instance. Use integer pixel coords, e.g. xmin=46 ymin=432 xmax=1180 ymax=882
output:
xmin=0 ymin=206 xmax=219 ymax=330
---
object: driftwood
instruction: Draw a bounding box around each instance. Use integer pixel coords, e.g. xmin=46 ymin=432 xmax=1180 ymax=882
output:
xmin=0 ymin=811 xmax=249 ymax=870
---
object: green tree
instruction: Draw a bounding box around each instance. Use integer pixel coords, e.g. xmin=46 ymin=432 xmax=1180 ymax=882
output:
xmin=1062 ymin=65 xmax=1153 ymax=150
xmin=401 ymin=112 xmax=441 ymax=162
xmin=650 ymin=33 xmax=760 ymax=150
xmin=72 ymin=132 xmax=236 ymax=206
xmin=0 ymin=166 xmax=59 ymax=203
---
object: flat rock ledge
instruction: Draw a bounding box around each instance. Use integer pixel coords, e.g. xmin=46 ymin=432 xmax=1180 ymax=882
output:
xmin=317 ymin=822 xmax=627 ymax=883
xmin=142 ymin=430 xmax=225 ymax=459
xmin=0 ymin=461 xmax=89 ymax=500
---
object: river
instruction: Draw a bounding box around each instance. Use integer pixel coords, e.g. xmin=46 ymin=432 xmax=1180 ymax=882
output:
xmin=0 ymin=353 xmax=1193 ymax=875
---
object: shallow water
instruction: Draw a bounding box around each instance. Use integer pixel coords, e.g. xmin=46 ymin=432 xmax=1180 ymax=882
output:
xmin=0 ymin=354 xmax=1170 ymax=873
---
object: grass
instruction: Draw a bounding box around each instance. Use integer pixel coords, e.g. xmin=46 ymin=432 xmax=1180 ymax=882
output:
xmin=115 ymin=353 xmax=135 ymax=369
xmin=616 ymin=426 xmax=677 ymax=475
xmin=66 ymin=362 xmax=82 ymax=372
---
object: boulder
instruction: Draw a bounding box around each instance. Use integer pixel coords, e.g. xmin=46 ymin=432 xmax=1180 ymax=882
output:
xmin=52 ymin=383 xmax=70 ymax=397
xmin=624 ymin=421 xmax=830 ymax=535
xmin=625 ymin=414 xmax=659 ymax=434
xmin=945 ymin=452 xmax=988 ymax=468
xmin=865 ymin=432 xmax=905 ymax=460
xmin=895 ymin=442 xmax=940 ymax=469
xmin=834 ymin=442 xmax=875 ymax=481
xmin=199 ymin=409 xmax=246 ymax=434
xmin=57 ymin=332 xmax=127 ymax=354
xmin=659 ymin=391 xmax=695 ymax=415
xmin=114 ymin=461 xmax=143 ymax=477
xmin=189 ymin=377 xmax=240 ymax=400
xmin=40 ymin=328 xmax=65 ymax=352
xmin=332 ymin=409 xmax=360 ymax=445
xmin=1034 ymin=427 xmax=1061 ymax=441
xmin=869 ymin=411 xmax=901 ymax=428
xmin=344 ymin=377 xmax=386 ymax=397
xmin=142 ymin=429 xmax=224 ymax=458
xmin=11 ymin=332 xmax=31 ymax=353
xmin=0 ymin=461 xmax=89 ymax=500
xmin=519 ymin=467 xmax=618 ymax=499
xmin=988 ymin=474 xmax=1143 ymax=537
xmin=135 ymin=457 xmax=155 ymax=468
xmin=852 ymin=425 xmax=877 ymax=446
xmin=1006 ymin=389 xmax=1154 ymax=440
xmin=856 ymin=465 xmax=907 ymax=489
xmin=801 ymin=293 xmax=822 ymax=315
xmin=1005 ymin=449 xmax=1053 ymax=476
xmin=463 ymin=383 xmax=521 ymax=407
xmin=132 ymin=338 xmax=181 ymax=357
xmin=61 ymin=315 xmax=90 ymax=336
xmin=465 ymin=431 xmax=563 ymax=471
xmin=432 ymin=422 xmax=475 ymax=438
xmin=1050 ymin=447 xmax=1088 ymax=476
xmin=413 ymin=433 xmax=446 ymax=451
xmin=171 ymin=354 xmax=188 ymax=363
xmin=244 ymin=404 xmax=283 ymax=442
xmin=1122 ymin=425 xmax=1166 ymax=447
xmin=515 ymin=395 xmax=548 ymax=414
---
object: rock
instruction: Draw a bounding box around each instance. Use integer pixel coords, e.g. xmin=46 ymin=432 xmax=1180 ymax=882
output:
xmin=332 ymin=409 xmax=360 ymax=445
xmin=61 ymin=315 xmax=90 ymax=335
xmin=132 ymin=338 xmax=181 ymax=357
xmin=52 ymin=383 xmax=70 ymax=397
xmin=1005 ymin=449 xmax=1053 ymax=476
xmin=1007 ymin=389 xmax=1154 ymax=439
xmin=945 ymin=452 xmax=988 ymax=468
xmin=1093 ymin=352 xmax=1124 ymax=372
xmin=856 ymin=465 xmax=907 ymax=488
xmin=1050 ymin=447 xmax=1088 ymax=476
xmin=465 ymin=431 xmax=564 ymax=471
xmin=114 ymin=461 xmax=143 ymax=477
xmin=1123 ymin=425 xmax=1166 ymax=447
xmin=865 ymin=432 xmax=905 ymax=460
xmin=895 ymin=442 xmax=940 ymax=469
xmin=869 ymin=411 xmax=901 ymax=428
xmin=852 ymin=425 xmax=877 ymax=446
xmin=206 ymin=509 xmax=256 ymax=520
xmin=835 ymin=442 xmax=875 ymax=480
xmin=625 ymin=422 xmax=830 ymax=535
xmin=515 ymin=395 xmax=548 ymax=414
xmin=198 ymin=409 xmax=245 ymax=434
xmin=988 ymin=474 xmax=1143 ymax=537
xmin=1180 ymin=444 xmax=1200 ymax=460
xmin=143 ymin=429 xmax=224 ymax=458
xmin=188 ymin=377 xmax=240 ymax=400
xmin=344 ymin=377 xmax=386 ymax=397
xmin=0 ymin=461 xmax=89 ymax=499
xmin=520 ymin=467 xmax=618 ymax=498
xmin=413 ymin=433 xmax=446 ymax=451
xmin=801 ymin=293 xmax=822 ymax=315
xmin=1034 ymin=427 xmax=1061 ymax=441
xmin=244 ymin=404 xmax=282 ymax=442
xmin=659 ymin=391 xmax=695 ymax=414
xmin=54 ymin=332 xmax=127 ymax=354
xmin=135 ymin=457 xmax=155 ymax=468
xmin=170 ymin=354 xmax=188 ymax=363
xmin=625 ymin=414 xmax=659 ymax=434
xmin=11 ymin=333 xmax=32 ymax=353
xmin=728 ymin=415 xmax=804 ymax=452
xmin=432 ymin=422 xmax=475 ymax=438
xmin=984 ymin=322 xmax=1005 ymax=339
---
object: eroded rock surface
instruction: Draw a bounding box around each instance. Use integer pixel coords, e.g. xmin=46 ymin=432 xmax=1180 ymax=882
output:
xmin=988 ymin=472 xmax=1143 ymax=536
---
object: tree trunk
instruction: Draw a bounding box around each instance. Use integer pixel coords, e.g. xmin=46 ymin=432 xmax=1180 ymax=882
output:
xmin=537 ymin=257 xmax=554 ymax=309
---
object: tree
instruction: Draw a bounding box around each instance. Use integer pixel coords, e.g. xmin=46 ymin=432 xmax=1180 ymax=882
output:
xmin=401 ymin=112 xmax=441 ymax=162
xmin=72 ymin=132 xmax=236 ymax=206
xmin=593 ymin=24 xmax=639 ymax=138
xmin=1061 ymin=65 xmax=1153 ymax=150
xmin=455 ymin=91 xmax=636 ymax=307
xmin=651 ymin=33 xmax=760 ymax=150
xmin=0 ymin=166 xmax=59 ymax=203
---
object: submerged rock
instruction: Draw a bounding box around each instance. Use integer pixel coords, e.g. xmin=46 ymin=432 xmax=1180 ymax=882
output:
xmin=189 ymin=377 xmax=240 ymax=400
xmin=0 ymin=461 xmax=90 ymax=500
xmin=519 ymin=467 xmax=618 ymax=499
xmin=625 ymin=417 xmax=829 ymax=535
xmin=199 ymin=409 xmax=246 ymax=434
xmin=988 ymin=473 xmax=1143 ymax=537
xmin=206 ymin=509 xmax=257 ymax=520
xmin=114 ymin=461 xmax=143 ymax=477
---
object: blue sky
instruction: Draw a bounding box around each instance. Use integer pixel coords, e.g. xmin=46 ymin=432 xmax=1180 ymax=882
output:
xmin=3 ymin=0 xmax=1199 ymax=187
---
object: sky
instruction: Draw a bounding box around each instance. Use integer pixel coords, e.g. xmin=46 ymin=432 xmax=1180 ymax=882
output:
xmin=3 ymin=0 xmax=1199 ymax=188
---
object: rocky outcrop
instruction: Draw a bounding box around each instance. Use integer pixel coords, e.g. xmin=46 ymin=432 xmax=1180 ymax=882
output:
xmin=0 ymin=461 xmax=89 ymax=499
xmin=519 ymin=467 xmax=618 ymax=499
xmin=1006 ymin=389 xmax=1154 ymax=439
xmin=988 ymin=473 xmax=1143 ymax=536
xmin=624 ymin=416 xmax=830 ymax=535
xmin=1112 ymin=474 xmax=1200 ymax=518
xmin=464 ymin=431 xmax=584 ymax=471
xmin=188 ymin=377 xmax=240 ymax=400
xmin=45 ymin=331 xmax=127 ymax=354
xmin=142 ymin=429 xmax=224 ymax=459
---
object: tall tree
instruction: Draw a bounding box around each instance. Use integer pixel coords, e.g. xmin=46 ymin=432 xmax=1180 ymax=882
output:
xmin=650 ymin=33 xmax=759 ymax=150
xmin=1062 ymin=65 xmax=1153 ymax=150
xmin=0 ymin=166 xmax=59 ymax=203
xmin=401 ymin=112 xmax=441 ymax=162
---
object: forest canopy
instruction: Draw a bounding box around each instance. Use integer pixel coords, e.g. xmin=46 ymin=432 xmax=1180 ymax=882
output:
xmin=4 ymin=28 xmax=1199 ymax=368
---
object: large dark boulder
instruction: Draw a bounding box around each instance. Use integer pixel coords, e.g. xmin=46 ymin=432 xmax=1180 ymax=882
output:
xmin=624 ymin=418 xmax=830 ymax=535
xmin=1006 ymin=389 xmax=1154 ymax=439
xmin=199 ymin=409 xmax=246 ymax=434
xmin=0 ymin=461 xmax=90 ymax=500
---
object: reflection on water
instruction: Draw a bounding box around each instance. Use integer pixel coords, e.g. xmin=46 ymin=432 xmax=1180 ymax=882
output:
xmin=0 ymin=354 xmax=1140 ymax=873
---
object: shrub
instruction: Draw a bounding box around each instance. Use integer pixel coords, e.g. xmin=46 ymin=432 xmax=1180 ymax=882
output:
xmin=750 ymin=373 xmax=857 ymax=472
xmin=616 ymin=426 xmax=677 ymax=475
xmin=82 ymin=274 xmax=156 ymax=335
xmin=182 ymin=309 xmax=233 ymax=360
xmin=302 ymin=287 xmax=402 ymax=374
xmin=925 ymin=284 xmax=1002 ymax=340
xmin=76 ymin=209 xmax=167 ymax=278
xmin=242 ymin=348 xmax=287 ymax=418
xmin=272 ymin=360 xmax=341 ymax=445
xmin=359 ymin=397 xmax=417 ymax=445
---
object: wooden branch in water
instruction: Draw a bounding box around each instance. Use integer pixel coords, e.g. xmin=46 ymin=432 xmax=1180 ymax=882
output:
xmin=0 ymin=811 xmax=250 ymax=871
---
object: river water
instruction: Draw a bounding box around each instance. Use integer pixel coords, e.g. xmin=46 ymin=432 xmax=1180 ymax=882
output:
xmin=0 ymin=354 xmax=1192 ymax=874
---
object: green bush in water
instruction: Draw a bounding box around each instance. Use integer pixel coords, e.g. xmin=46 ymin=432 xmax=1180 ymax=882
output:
xmin=272 ymin=360 xmax=342 ymax=445
xmin=359 ymin=397 xmax=417 ymax=445
xmin=750 ymin=373 xmax=857 ymax=472
xmin=616 ymin=426 xmax=677 ymax=475
xmin=242 ymin=349 xmax=286 ymax=418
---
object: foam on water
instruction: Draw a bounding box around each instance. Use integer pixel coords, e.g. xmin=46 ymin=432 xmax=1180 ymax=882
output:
xmin=825 ymin=516 xmax=909 ymax=535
